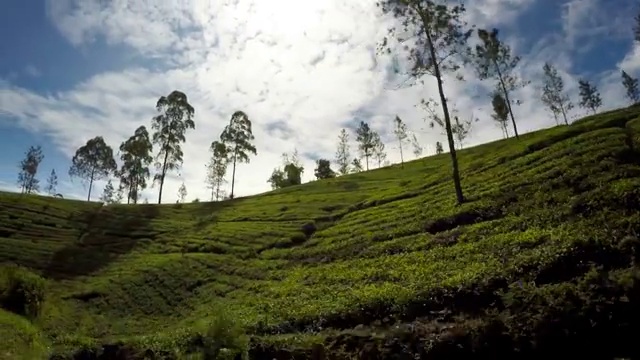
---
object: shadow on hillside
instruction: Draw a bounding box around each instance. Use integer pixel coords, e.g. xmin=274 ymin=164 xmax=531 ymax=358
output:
xmin=45 ymin=204 xmax=161 ymax=279
xmin=189 ymin=197 xmax=249 ymax=230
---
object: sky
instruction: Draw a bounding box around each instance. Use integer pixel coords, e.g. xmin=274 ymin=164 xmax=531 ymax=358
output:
xmin=0 ymin=0 xmax=639 ymax=203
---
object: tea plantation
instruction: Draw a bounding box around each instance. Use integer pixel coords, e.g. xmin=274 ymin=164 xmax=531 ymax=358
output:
xmin=2 ymin=106 xmax=640 ymax=359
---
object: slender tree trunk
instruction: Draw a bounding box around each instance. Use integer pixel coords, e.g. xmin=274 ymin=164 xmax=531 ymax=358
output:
xmin=494 ymin=61 xmax=519 ymax=139
xmin=560 ymin=104 xmax=568 ymax=125
xmin=365 ymin=154 xmax=369 ymax=171
xmin=230 ymin=151 xmax=238 ymax=200
xmin=425 ymin=26 xmax=464 ymax=205
xmin=158 ymin=151 xmax=169 ymax=204
xmin=398 ymin=137 xmax=404 ymax=168
xmin=87 ymin=168 xmax=95 ymax=202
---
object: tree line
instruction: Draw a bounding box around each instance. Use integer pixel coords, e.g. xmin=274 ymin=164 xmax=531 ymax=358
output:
xmin=14 ymin=1 xmax=640 ymax=205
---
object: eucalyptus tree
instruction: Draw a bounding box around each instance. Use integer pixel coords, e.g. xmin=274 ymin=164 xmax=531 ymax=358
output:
xmin=220 ymin=111 xmax=257 ymax=199
xmin=69 ymin=136 xmax=117 ymax=201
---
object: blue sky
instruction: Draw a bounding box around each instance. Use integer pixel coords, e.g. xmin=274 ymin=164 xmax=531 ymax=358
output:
xmin=1 ymin=0 xmax=639 ymax=202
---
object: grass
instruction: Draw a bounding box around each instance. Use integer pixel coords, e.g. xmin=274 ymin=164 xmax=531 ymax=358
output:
xmin=2 ymin=105 xmax=640 ymax=358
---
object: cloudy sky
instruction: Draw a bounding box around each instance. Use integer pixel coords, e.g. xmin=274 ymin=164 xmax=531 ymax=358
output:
xmin=0 ymin=0 xmax=638 ymax=203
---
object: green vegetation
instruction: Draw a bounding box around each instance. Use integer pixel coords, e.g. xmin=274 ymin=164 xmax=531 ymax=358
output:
xmin=1 ymin=106 xmax=640 ymax=358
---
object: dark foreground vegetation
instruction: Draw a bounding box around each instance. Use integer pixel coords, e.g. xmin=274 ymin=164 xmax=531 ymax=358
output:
xmin=2 ymin=106 xmax=640 ymax=359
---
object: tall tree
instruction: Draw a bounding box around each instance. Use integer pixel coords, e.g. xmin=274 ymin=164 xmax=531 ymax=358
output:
xmin=621 ymin=70 xmax=640 ymax=104
xmin=151 ymin=90 xmax=195 ymax=204
xmin=220 ymin=111 xmax=257 ymax=199
xmin=100 ymin=179 xmax=116 ymax=204
xmin=177 ymin=182 xmax=187 ymax=203
xmin=45 ymin=169 xmax=58 ymax=196
xmin=69 ymin=136 xmax=117 ymax=201
xmin=435 ymin=141 xmax=444 ymax=155
xmin=314 ymin=159 xmax=335 ymax=179
xmin=578 ymin=79 xmax=602 ymax=114
xmin=474 ymin=28 xmax=528 ymax=139
xmin=378 ymin=0 xmax=473 ymax=204
xmin=491 ymin=91 xmax=510 ymax=139
xmin=372 ymin=133 xmax=387 ymax=168
xmin=205 ymin=141 xmax=229 ymax=202
xmin=393 ymin=115 xmax=409 ymax=167
xmin=411 ymin=133 xmax=423 ymax=158
xmin=119 ymin=126 xmax=153 ymax=204
xmin=335 ymin=128 xmax=351 ymax=176
xmin=17 ymin=145 xmax=44 ymax=194
xmin=540 ymin=63 xmax=573 ymax=125
xmin=355 ymin=121 xmax=376 ymax=171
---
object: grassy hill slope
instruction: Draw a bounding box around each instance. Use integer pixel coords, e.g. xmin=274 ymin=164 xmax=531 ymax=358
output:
xmin=2 ymin=106 xmax=640 ymax=359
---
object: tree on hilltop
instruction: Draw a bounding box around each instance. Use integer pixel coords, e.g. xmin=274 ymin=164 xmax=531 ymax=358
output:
xmin=372 ymin=133 xmax=387 ymax=168
xmin=45 ymin=169 xmax=58 ymax=196
xmin=206 ymin=140 xmax=229 ymax=202
xmin=410 ymin=133 xmax=423 ymax=159
xmin=314 ymin=159 xmax=335 ymax=180
xmin=17 ymin=145 xmax=44 ymax=194
xmin=119 ymin=126 xmax=153 ymax=204
xmin=491 ymin=91 xmax=510 ymax=139
xmin=621 ymin=70 xmax=639 ymax=104
xmin=177 ymin=182 xmax=187 ymax=203
xmin=151 ymin=90 xmax=195 ymax=204
xmin=335 ymin=129 xmax=351 ymax=176
xmin=69 ymin=136 xmax=117 ymax=201
xmin=378 ymin=0 xmax=472 ymax=204
xmin=220 ymin=111 xmax=257 ymax=199
xmin=355 ymin=121 xmax=376 ymax=171
xmin=393 ymin=116 xmax=409 ymax=167
xmin=578 ymin=79 xmax=602 ymax=114
xmin=541 ymin=62 xmax=573 ymax=125
xmin=474 ymin=28 xmax=529 ymax=139
xmin=268 ymin=149 xmax=304 ymax=189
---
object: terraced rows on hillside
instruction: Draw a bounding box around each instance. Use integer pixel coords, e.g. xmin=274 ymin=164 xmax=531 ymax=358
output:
xmin=2 ymin=106 xmax=640 ymax=359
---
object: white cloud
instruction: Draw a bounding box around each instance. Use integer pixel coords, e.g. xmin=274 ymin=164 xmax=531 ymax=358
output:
xmin=24 ymin=65 xmax=41 ymax=78
xmin=0 ymin=0 xmax=637 ymax=203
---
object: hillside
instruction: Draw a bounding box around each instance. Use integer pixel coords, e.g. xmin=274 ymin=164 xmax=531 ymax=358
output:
xmin=2 ymin=106 xmax=640 ymax=359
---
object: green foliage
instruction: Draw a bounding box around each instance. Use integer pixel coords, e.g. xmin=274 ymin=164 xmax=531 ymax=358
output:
xmin=151 ymin=90 xmax=196 ymax=204
xmin=206 ymin=141 xmax=229 ymax=202
xmin=541 ymin=62 xmax=573 ymax=125
xmin=621 ymin=70 xmax=639 ymax=104
xmin=0 ymin=309 xmax=51 ymax=359
xmin=199 ymin=311 xmax=248 ymax=360
xmin=45 ymin=168 xmax=58 ymax=196
xmin=268 ymin=150 xmax=304 ymax=189
xmin=99 ymin=179 xmax=116 ymax=204
xmin=220 ymin=111 xmax=257 ymax=199
xmin=372 ymin=132 xmax=387 ymax=168
xmin=314 ymin=159 xmax=335 ymax=180
xmin=0 ymin=265 xmax=46 ymax=320
xmin=335 ymin=129 xmax=351 ymax=176
xmin=69 ymin=136 xmax=117 ymax=202
xmin=394 ymin=116 xmax=409 ymax=165
xmin=17 ymin=145 xmax=44 ymax=194
xmin=578 ymin=79 xmax=603 ymax=114
xmin=119 ymin=125 xmax=153 ymax=204
xmin=491 ymin=91 xmax=510 ymax=138
xmin=355 ymin=121 xmax=376 ymax=170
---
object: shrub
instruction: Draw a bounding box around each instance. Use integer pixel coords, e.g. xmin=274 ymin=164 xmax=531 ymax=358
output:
xmin=0 ymin=265 xmax=46 ymax=320
xmin=200 ymin=312 xmax=248 ymax=360
xmin=301 ymin=222 xmax=317 ymax=239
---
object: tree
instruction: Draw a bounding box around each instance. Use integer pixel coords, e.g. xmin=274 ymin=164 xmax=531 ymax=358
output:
xmin=351 ymin=158 xmax=363 ymax=173
xmin=268 ymin=150 xmax=304 ymax=189
xmin=491 ymin=91 xmax=510 ymax=139
xmin=119 ymin=126 xmax=153 ymax=204
xmin=220 ymin=111 xmax=257 ymax=199
xmin=411 ymin=133 xmax=423 ymax=158
xmin=151 ymin=90 xmax=195 ymax=204
xmin=17 ymin=145 xmax=44 ymax=194
xmin=45 ymin=169 xmax=58 ymax=196
xmin=206 ymin=141 xmax=229 ymax=202
xmin=451 ymin=114 xmax=476 ymax=150
xmin=355 ymin=121 xmax=376 ymax=171
xmin=393 ymin=116 xmax=409 ymax=167
xmin=69 ymin=136 xmax=117 ymax=201
xmin=540 ymin=63 xmax=573 ymax=125
xmin=335 ymin=129 xmax=351 ymax=176
xmin=114 ymin=183 xmax=124 ymax=204
xmin=100 ymin=179 xmax=116 ymax=204
xmin=372 ymin=133 xmax=387 ymax=168
xmin=578 ymin=79 xmax=602 ymax=114
xmin=621 ymin=70 xmax=639 ymax=104
xmin=379 ymin=0 xmax=473 ymax=205
xmin=177 ymin=182 xmax=187 ymax=203
xmin=474 ymin=28 xmax=528 ymax=139
xmin=314 ymin=159 xmax=335 ymax=179
xmin=435 ymin=141 xmax=444 ymax=155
